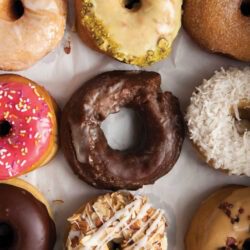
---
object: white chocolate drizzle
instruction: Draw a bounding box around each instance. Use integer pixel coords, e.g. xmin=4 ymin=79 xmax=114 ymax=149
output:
xmin=66 ymin=192 xmax=167 ymax=249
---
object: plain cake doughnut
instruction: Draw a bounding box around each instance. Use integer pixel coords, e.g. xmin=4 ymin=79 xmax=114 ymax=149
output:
xmin=183 ymin=0 xmax=250 ymax=61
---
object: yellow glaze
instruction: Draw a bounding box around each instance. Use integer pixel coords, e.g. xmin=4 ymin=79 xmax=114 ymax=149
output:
xmin=78 ymin=0 xmax=182 ymax=66
xmin=186 ymin=186 xmax=250 ymax=250
xmin=0 ymin=0 xmax=67 ymax=71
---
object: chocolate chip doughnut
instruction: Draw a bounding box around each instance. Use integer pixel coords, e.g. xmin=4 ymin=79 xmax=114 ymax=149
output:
xmin=61 ymin=71 xmax=185 ymax=190
xmin=186 ymin=186 xmax=250 ymax=250
xmin=183 ymin=0 xmax=250 ymax=61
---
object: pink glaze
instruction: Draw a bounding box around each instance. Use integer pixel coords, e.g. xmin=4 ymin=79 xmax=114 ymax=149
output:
xmin=0 ymin=81 xmax=53 ymax=180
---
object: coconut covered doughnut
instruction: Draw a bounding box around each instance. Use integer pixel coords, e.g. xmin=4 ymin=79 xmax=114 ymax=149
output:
xmin=66 ymin=192 xmax=167 ymax=249
xmin=183 ymin=0 xmax=250 ymax=62
xmin=186 ymin=68 xmax=250 ymax=176
xmin=75 ymin=0 xmax=182 ymax=66
xmin=0 ymin=0 xmax=67 ymax=71
xmin=0 ymin=179 xmax=56 ymax=250
xmin=0 ymin=74 xmax=58 ymax=180
xmin=61 ymin=71 xmax=185 ymax=190
xmin=186 ymin=186 xmax=250 ymax=250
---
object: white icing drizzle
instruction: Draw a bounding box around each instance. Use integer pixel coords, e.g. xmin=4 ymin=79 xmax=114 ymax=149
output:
xmin=67 ymin=192 xmax=167 ymax=250
xmin=186 ymin=67 xmax=250 ymax=176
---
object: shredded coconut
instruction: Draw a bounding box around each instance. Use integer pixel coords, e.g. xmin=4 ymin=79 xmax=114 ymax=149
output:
xmin=186 ymin=67 xmax=250 ymax=176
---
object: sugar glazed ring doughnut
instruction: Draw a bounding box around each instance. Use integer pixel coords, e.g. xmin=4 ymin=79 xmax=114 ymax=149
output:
xmin=0 ymin=0 xmax=67 ymax=71
xmin=0 ymin=74 xmax=58 ymax=180
xmin=75 ymin=0 xmax=182 ymax=66
xmin=66 ymin=192 xmax=168 ymax=249
xmin=61 ymin=71 xmax=185 ymax=190
xmin=186 ymin=186 xmax=250 ymax=250
xmin=183 ymin=0 xmax=250 ymax=62
xmin=186 ymin=68 xmax=250 ymax=176
xmin=0 ymin=179 xmax=56 ymax=250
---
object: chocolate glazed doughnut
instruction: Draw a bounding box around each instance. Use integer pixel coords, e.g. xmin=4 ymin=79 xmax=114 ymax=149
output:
xmin=61 ymin=71 xmax=185 ymax=190
xmin=0 ymin=184 xmax=56 ymax=250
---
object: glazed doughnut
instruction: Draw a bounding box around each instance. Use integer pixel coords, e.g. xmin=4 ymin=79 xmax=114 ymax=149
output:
xmin=75 ymin=0 xmax=182 ymax=66
xmin=0 ymin=0 xmax=67 ymax=71
xmin=183 ymin=0 xmax=250 ymax=61
xmin=66 ymin=192 xmax=167 ymax=249
xmin=186 ymin=186 xmax=250 ymax=250
xmin=186 ymin=68 xmax=250 ymax=176
xmin=0 ymin=178 xmax=56 ymax=250
xmin=0 ymin=74 xmax=58 ymax=180
xmin=61 ymin=71 xmax=185 ymax=190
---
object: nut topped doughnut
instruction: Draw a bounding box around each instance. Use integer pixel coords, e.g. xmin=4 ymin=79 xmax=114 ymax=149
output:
xmin=183 ymin=0 xmax=250 ymax=61
xmin=66 ymin=192 xmax=167 ymax=249
xmin=186 ymin=186 xmax=250 ymax=250
xmin=75 ymin=0 xmax=182 ymax=66
xmin=0 ymin=74 xmax=58 ymax=180
xmin=186 ymin=68 xmax=250 ymax=176
xmin=0 ymin=0 xmax=67 ymax=71
xmin=0 ymin=178 xmax=56 ymax=250
xmin=61 ymin=71 xmax=185 ymax=190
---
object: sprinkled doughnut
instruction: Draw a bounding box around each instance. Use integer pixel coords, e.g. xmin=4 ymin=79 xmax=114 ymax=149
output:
xmin=0 ymin=74 xmax=58 ymax=180
xmin=186 ymin=67 xmax=250 ymax=176
xmin=183 ymin=0 xmax=250 ymax=61
xmin=66 ymin=192 xmax=168 ymax=249
xmin=75 ymin=0 xmax=182 ymax=66
xmin=186 ymin=186 xmax=250 ymax=250
xmin=61 ymin=71 xmax=185 ymax=190
xmin=0 ymin=0 xmax=67 ymax=71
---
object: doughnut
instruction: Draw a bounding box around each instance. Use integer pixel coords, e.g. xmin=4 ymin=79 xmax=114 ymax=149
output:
xmin=0 ymin=178 xmax=56 ymax=250
xmin=186 ymin=67 xmax=250 ymax=176
xmin=0 ymin=74 xmax=58 ymax=180
xmin=75 ymin=0 xmax=182 ymax=66
xmin=61 ymin=71 xmax=185 ymax=190
xmin=183 ymin=0 xmax=250 ymax=62
xmin=66 ymin=192 xmax=167 ymax=249
xmin=186 ymin=186 xmax=250 ymax=250
xmin=0 ymin=0 xmax=67 ymax=71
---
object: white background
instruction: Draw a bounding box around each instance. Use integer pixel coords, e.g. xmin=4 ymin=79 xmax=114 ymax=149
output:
xmin=1 ymin=1 xmax=249 ymax=249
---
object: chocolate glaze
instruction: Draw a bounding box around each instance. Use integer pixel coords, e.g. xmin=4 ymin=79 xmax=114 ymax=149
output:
xmin=0 ymin=184 xmax=56 ymax=250
xmin=61 ymin=71 xmax=185 ymax=190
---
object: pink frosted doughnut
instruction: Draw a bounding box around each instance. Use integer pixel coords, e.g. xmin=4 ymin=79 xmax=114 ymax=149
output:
xmin=0 ymin=74 xmax=58 ymax=180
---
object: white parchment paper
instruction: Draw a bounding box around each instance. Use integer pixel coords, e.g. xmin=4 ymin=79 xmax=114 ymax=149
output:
xmin=1 ymin=1 xmax=249 ymax=249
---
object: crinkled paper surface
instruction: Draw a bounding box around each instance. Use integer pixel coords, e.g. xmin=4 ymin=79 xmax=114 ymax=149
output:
xmin=1 ymin=1 xmax=249 ymax=249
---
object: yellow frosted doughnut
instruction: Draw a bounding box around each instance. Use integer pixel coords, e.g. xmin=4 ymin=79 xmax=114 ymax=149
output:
xmin=75 ymin=0 xmax=182 ymax=66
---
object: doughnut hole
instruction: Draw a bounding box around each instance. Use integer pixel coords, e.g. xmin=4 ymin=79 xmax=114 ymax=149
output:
xmin=241 ymin=0 xmax=250 ymax=17
xmin=233 ymin=102 xmax=250 ymax=135
xmin=0 ymin=120 xmax=12 ymax=138
xmin=108 ymin=239 xmax=122 ymax=249
xmin=123 ymin=0 xmax=142 ymax=11
xmin=0 ymin=0 xmax=24 ymax=21
xmin=101 ymin=108 xmax=146 ymax=152
xmin=243 ymin=238 xmax=250 ymax=250
xmin=0 ymin=222 xmax=16 ymax=248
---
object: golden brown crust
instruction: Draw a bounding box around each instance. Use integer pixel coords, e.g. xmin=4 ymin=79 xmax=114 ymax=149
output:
xmin=183 ymin=0 xmax=250 ymax=62
xmin=185 ymin=186 xmax=250 ymax=250
xmin=75 ymin=0 xmax=103 ymax=53
xmin=0 ymin=74 xmax=58 ymax=176
xmin=0 ymin=0 xmax=67 ymax=71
